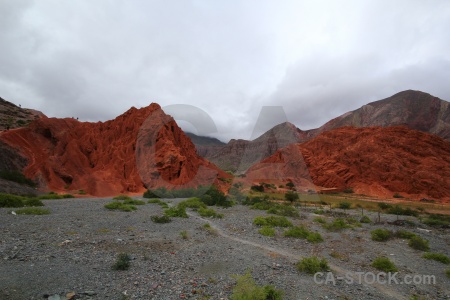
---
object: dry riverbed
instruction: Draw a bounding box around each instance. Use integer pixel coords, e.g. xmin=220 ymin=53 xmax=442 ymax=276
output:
xmin=0 ymin=197 xmax=449 ymax=300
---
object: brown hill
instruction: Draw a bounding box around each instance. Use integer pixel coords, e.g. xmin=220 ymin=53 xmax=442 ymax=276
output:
xmin=246 ymin=126 xmax=450 ymax=202
xmin=0 ymin=104 xmax=230 ymax=196
xmin=197 ymin=90 xmax=450 ymax=173
xmin=0 ymin=97 xmax=45 ymax=131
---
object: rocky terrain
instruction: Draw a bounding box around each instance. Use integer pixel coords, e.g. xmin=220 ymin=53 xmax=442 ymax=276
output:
xmin=0 ymin=197 xmax=449 ymax=299
xmin=0 ymin=97 xmax=44 ymax=131
xmin=246 ymin=126 xmax=450 ymax=202
xmin=0 ymin=104 xmax=230 ymax=197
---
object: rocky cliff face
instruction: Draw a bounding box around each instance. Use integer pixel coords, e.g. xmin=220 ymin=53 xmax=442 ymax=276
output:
xmin=0 ymin=97 xmax=44 ymax=131
xmin=198 ymin=90 xmax=450 ymax=173
xmin=246 ymin=126 xmax=450 ymax=201
xmin=0 ymin=104 xmax=230 ymax=196
xmin=200 ymin=122 xmax=306 ymax=173
xmin=306 ymin=90 xmax=450 ymax=140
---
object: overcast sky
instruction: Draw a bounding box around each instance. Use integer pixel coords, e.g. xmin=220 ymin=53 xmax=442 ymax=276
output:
xmin=1 ymin=1 xmax=449 ymax=142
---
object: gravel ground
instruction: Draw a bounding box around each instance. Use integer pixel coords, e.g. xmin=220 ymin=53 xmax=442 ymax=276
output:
xmin=0 ymin=197 xmax=449 ymax=300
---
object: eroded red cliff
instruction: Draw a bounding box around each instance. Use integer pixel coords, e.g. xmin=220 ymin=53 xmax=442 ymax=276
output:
xmin=246 ymin=126 xmax=450 ymax=202
xmin=0 ymin=104 xmax=230 ymax=196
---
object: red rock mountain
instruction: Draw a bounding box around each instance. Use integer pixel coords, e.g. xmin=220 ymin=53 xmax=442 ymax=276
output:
xmin=0 ymin=104 xmax=230 ymax=196
xmin=196 ymin=90 xmax=450 ymax=173
xmin=246 ymin=126 xmax=450 ymax=202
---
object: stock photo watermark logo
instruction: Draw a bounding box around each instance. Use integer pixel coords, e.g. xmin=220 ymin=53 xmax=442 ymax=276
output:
xmin=314 ymin=272 xmax=436 ymax=286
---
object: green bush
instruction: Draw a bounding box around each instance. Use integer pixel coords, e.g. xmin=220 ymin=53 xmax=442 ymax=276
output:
xmin=371 ymin=257 xmax=397 ymax=272
xmin=231 ymin=270 xmax=284 ymax=300
xmin=258 ymin=226 xmax=276 ymax=237
xmin=198 ymin=207 xmax=223 ymax=218
xmin=164 ymin=206 xmax=188 ymax=218
xmin=147 ymin=198 xmax=168 ymax=208
xmin=0 ymin=170 xmax=36 ymax=187
xmin=284 ymin=226 xmax=309 ymax=239
xmin=296 ymin=257 xmax=329 ymax=274
xmin=323 ymin=218 xmax=352 ymax=231
xmin=253 ymin=216 xmax=292 ymax=228
xmin=13 ymin=207 xmax=50 ymax=215
xmin=313 ymin=209 xmax=325 ymax=215
xmin=313 ymin=217 xmax=326 ymax=224
xmin=104 ymin=202 xmax=137 ymax=212
xmin=338 ymin=202 xmax=352 ymax=209
xmin=123 ymin=199 xmax=145 ymax=205
xmin=267 ymin=205 xmax=299 ymax=217
xmin=422 ymin=214 xmax=450 ymax=227
xmin=178 ymin=197 xmax=207 ymax=210
xmin=360 ymin=215 xmax=371 ymax=223
xmin=151 ymin=215 xmax=172 ymax=223
xmin=24 ymin=198 xmax=45 ymax=207
xmin=0 ymin=193 xmax=26 ymax=208
xmin=306 ymin=232 xmax=324 ymax=243
xmin=285 ymin=191 xmax=299 ymax=203
xmin=394 ymin=230 xmax=416 ymax=239
xmin=387 ymin=205 xmax=418 ymax=217
xmin=378 ymin=202 xmax=392 ymax=210
xmin=371 ymin=229 xmax=393 ymax=242
xmin=112 ymin=253 xmax=131 ymax=271
xmin=180 ymin=230 xmax=189 ymax=239
xmin=422 ymin=253 xmax=450 ymax=264
xmin=408 ymin=236 xmax=430 ymax=251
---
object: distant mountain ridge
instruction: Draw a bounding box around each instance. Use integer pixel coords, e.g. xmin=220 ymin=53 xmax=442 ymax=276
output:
xmin=193 ymin=90 xmax=450 ymax=172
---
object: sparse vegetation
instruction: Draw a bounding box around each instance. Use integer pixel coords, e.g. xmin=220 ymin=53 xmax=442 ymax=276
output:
xmin=258 ymin=226 xmax=276 ymax=237
xmin=38 ymin=193 xmax=75 ymax=200
xmin=394 ymin=230 xmax=416 ymax=239
xmin=12 ymin=207 xmax=50 ymax=215
xmin=387 ymin=205 xmax=419 ymax=217
xmin=180 ymin=230 xmax=189 ymax=239
xmin=296 ymin=257 xmax=329 ymax=274
xmin=283 ymin=226 xmax=323 ymax=243
xmin=359 ymin=215 xmax=371 ymax=223
xmin=313 ymin=217 xmax=326 ymax=224
xmin=198 ymin=207 xmax=223 ymax=218
xmin=230 ymin=270 xmax=284 ymax=300
xmin=371 ymin=229 xmax=393 ymax=242
xmin=408 ymin=236 xmax=430 ymax=251
xmin=446 ymin=269 xmax=450 ymax=278
xmin=104 ymin=201 xmax=137 ymax=212
xmin=0 ymin=193 xmax=45 ymax=208
xmin=267 ymin=204 xmax=299 ymax=217
xmin=422 ymin=253 xmax=450 ymax=264
xmin=113 ymin=195 xmax=132 ymax=201
xmin=253 ymin=216 xmax=292 ymax=228
xmin=284 ymin=191 xmax=299 ymax=203
xmin=323 ymin=218 xmax=352 ymax=231
xmin=338 ymin=201 xmax=352 ymax=210
xmin=151 ymin=215 xmax=172 ymax=223
xmin=164 ymin=206 xmax=188 ymax=218
xmin=371 ymin=257 xmax=398 ymax=272
xmin=422 ymin=214 xmax=450 ymax=227
xmin=112 ymin=253 xmax=131 ymax=271
xmin=147 ymin=198 xmax=169 ymax=208
xmin=179 ymin=197 xmax=207 ymax=210
xmin=202 ymin=223 xmax=217 ymax=235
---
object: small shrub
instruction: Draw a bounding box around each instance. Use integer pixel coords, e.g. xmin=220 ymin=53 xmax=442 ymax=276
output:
xmin=202 ymin=223 xmax=217 ymax=235
xmin=313 ymin=217 xmax=326 ymax=224
xmin=378 ymin=202 xmax=392 ymax=210
xmin=371 ymin=229 xmax=393 ymax=242
xmin=313 ymin=209 xmax=324 ymax=215
xmin=179 ymin=197 xmax=207 ymax=210
xmin=123 ymin=199 xmax=145 ymax=205
xmin=284 ymin=226 xmax=309 ymax=239
xmin=393 ymin=193 xmax=404 ymax=198
xmin=13 ymin=207 xmax=50 ymax=215
xmin=408 ymin=236 xmax=430 ymax=251
xmin=387 ymin=205 xmax=418 ymax=217
xmin=143 ymin=190 xmax=160 ymax=198
xmin=151 ymin=215 xmax=172 ymax=223
xmin=422 ymin=214 xmax=450 ymax=227
xmin=323 ymin=218 xmax=351 ymax=231
xmin=198 ymin=207 xmax=223 ymax=218
xmin=230 ymin=270 xmax=284 ymax=300
xmin=422 ymin=253 xmax=450 ymax=264
xmin=360 ymin=215 xmax=371 ymax=223
xmin=0 ymin=193 xmax=25 ymax=208
xmin=258 ymin=226 xmax=276 ymax=237
xmin=446 ymin=269 xmax=450 ymax=278
xmin=164 ymin=206 xmax=188 ymax=218
xmin=372 ymin=257 xmax=397 ymax=272
xmin=338 ymin=202 xmax=352 ymax=210
xmin=180 ymin=230 xmax=189 ymax=239
xmin=296 ymin=257 xmax=329 ymax=274
xmin=285 ymin=191 xmax=299 ymax=203
xmin=112 ymin=253 xmax=131 ymax=271
xmin=268 ymin=205 xmax=299 ymax=217
xmin=394 ymin=230 xmax=416 ymax=239
xmin=306 ymin=232 xmax=324 ymax=243
xmin=253 ymin=216 xmax=292 ymax=228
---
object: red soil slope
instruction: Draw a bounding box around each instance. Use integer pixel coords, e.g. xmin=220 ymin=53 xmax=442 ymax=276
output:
xmin=0 ymin=104 xmax=230 ymax=196
xmin=246 ymin=126 xmax=450 ymax=202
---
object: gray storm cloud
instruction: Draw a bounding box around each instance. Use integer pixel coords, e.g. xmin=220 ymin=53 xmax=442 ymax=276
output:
xmin=0 ymin=0 xmax=449 ymax=142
